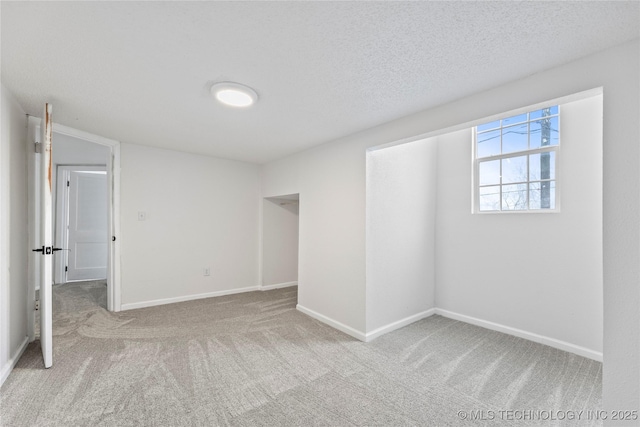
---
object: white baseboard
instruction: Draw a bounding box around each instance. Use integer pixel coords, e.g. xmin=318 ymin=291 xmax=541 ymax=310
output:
xmin=296 ymin=304 xmax=366 ymax=341
xmin=119 ymin=287 xmax=602 ymax=361
xmin=0 ymin=336 xmax=29 ymax=387
xmin=435 ymin=308 xmax=603 ymax=362
xmin=261 ymin=281 xmax=298 ymax=291
xmin=295 ymin=303 xmax=602 ymax=361
xmin=120 ymin=286 xmax=260 ymax=311
xmin=365 ymin=308 xmax=436 ymax=342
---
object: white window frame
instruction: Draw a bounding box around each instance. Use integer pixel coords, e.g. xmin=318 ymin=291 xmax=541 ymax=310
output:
xmin=473 ymin=106 xmax=561 ymax=213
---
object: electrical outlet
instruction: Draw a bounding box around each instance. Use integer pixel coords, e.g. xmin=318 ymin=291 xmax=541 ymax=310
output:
xmin=204 ymin=267 xmax=211 ymax=276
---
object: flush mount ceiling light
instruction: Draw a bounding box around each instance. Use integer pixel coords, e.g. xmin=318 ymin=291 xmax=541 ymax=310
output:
xmin=210 ymin=82 xmax=258 ymax=108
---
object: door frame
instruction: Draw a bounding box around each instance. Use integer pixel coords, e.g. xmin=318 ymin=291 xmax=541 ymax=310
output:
xmin=27 ymin=118 xmax=121 ymax=340
xmin=55 ymin=165 xmax=107 ymax=285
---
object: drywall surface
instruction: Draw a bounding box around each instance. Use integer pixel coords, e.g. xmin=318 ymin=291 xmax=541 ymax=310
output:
xmin=261 ymin=154 xmax=301 ymax=198
xmin=52 ymin=132 xmax=110 ymax=166
xmin=120 ymin=143 xmax=260 ymax=306
xmin=436 ymin=96 xmax=603 ymax=354
xmin=262 ymin=40 xmax=639 ymax=415
xmin=262 ymin=197 xmax=298 ymax=287
xmin=300 ymin=139 xmax=369 ymax=334
xmin=366 ymin=137 xmax=437 ymax=333
xmin=262 ymin=138 xmax=370 ymax=334
xmin=0 ymin=85 xmax=28 ymax=385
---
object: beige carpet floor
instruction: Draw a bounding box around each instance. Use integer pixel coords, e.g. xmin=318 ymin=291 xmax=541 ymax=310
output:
xmin=1 ymin=281 xmax=602 ymax=426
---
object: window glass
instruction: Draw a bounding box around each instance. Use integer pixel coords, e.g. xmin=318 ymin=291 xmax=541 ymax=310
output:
xmin=501 ymin=156 xmax=527 ymax=184
xmin=530 ymin=116 xmax=559 ymax=149
xmin=479 ymin=160 xmax=500 ymax=186
xmin=479 ymin=186 xmax=501 ymax=211
xmin=502 ymin=123 xmax=528 ymax=153
xmin=502 ymin=184 xmax=527 ymax=210
xmin=475 ymin=105 xmax=559 ymax=212
xmin=529 ymin=181 xmax=556 ymax=210
xmin=502 ymin=113 xmax=527 ymax=126
xmin=529 ymin=152 xmax=556 ymax=181
xmin=477 ymin=130 xmax=501 ymax=158
xmin=477 ymin=120 xmax=500 ymax=132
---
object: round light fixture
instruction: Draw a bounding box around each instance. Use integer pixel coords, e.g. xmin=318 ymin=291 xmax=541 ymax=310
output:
xmin=210 ymin=82 xmax=258 ymax=108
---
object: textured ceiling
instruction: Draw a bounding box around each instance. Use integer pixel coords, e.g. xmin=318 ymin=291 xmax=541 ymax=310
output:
xmin=2 ymin=1 xmax=639 ymax=164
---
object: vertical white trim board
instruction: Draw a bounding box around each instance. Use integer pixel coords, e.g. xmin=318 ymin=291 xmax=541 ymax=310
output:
xmin=0 ymin=336 xmax=29 ymax=387
xmin=435 ymin=308 xmax=602 ymax=362
xmin=257 ymin=194 xmax=264 ymax=294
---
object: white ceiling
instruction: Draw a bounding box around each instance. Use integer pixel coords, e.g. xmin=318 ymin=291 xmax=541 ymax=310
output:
xmin=2 ymin=2 xmax=638 ymax=164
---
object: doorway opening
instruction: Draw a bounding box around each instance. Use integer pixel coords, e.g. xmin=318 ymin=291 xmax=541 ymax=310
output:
xmin=54 ymin=165 xmax=108 ymax=309
xmin=261 ymin=194 xmax=299 ymax=299
xmin=27 ymin=118 xmax=121 ymax=341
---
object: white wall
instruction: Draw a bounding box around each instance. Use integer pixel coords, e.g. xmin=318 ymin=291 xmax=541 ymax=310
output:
xmin=262 ymin=155 xmax=301 ymax=199
xmin=0 ymin=85 xmax=29 ymax=385
xmin=263 ymin=139 xmax=369 ymax=337
xmin=52 ymin=132 xmax=110 ymax=166
xmin=120 ymin=143 xmax=260 ymax=308
xmin=262 ymin=39 xmax=639 ymax=416
xmin=435 ymin=95 xmax=603 ymax=357
xmin=366 ymin=137 xmax=437 ymax=336
xmin=262 ymin=197 xmax=299 ymax=288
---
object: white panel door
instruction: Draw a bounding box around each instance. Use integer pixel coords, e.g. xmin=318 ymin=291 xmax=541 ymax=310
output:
xmin=37 ymin=104 xmax=54 ymax=368
xmin=66 ymin=169 xmax=108 ymax=281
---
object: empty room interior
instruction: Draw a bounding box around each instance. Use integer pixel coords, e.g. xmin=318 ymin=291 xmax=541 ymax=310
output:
xmin=1 ymin=2 xmax=639 ymax=425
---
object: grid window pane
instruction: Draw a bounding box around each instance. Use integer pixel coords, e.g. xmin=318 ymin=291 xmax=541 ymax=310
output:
xmin=529 ymin=182 xmax=541 ymax=209
xmin=477 ymin=130 xmax=501 ymax=158
xmin=549 ymin=182 xmax=556 ymax=209
xmin=529 ymin=109 xmax=544 ymax=120
xmin=548 ymin=116 xmax=559 ymax=146
xmin=474 ymin=105 xmax=558 ymax=213
xmin=501 ymin=184 xmax=527 ymax=210
xmin=529 ymin=152 xmax=556 ymax=181
xmin=529 ymin=106 xmax=558 ymax=120
xmin=479 ymin=186 xmax=501 ymax=211
xmin=501 ymin=156 xmax=527 ymax=184
xmin=530 ymin=116 xmax=559 ymax=149
xmin=502 ymin=123 xmax=528 ymax=153
xmin=479 ymin=160 xmax=500 ymax=186
xmin=502 ymin=113 xmax=527 ymax=126
xmin=477 ymin=120 xmax=500 ymax=132
xmin=529 ymin=181 xmax=556 ymax=210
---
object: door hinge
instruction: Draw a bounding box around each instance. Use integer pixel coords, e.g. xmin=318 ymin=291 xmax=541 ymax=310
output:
xmin=34 ymin=142 xmax=42 ymax=153
xmin=67 ymin=180 xmax=70 ymax=187
xmin=65 ymin=266 xmax=68 ymax=272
